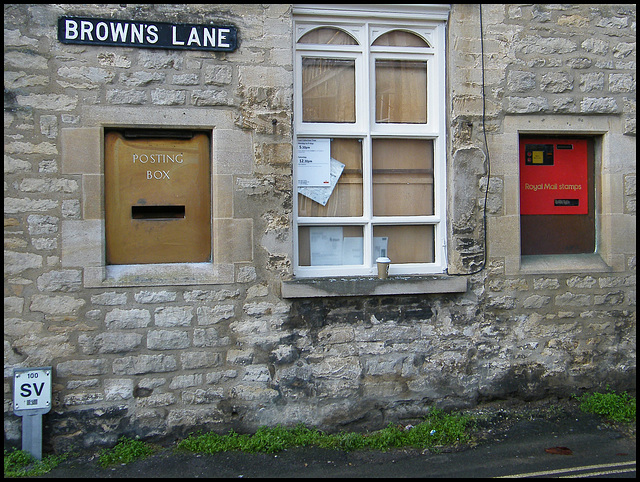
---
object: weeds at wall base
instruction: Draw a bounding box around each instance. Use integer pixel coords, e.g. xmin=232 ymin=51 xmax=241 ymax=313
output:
xmin=3 ymin=449 xmax=67 ymax=478
xmin=573 ymin=386 xmax=637 ymax=424
xmin=97 ymin=436 xmax=157 ymax=468
xmin=4 ymin=394 xmax=636 ymax=477
xmin=176 ymin=408 xmax=474 ymax=454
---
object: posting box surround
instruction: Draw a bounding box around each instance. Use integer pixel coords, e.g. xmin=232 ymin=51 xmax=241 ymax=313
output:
xmin=60 ymin=109 xmax=254 ymax=287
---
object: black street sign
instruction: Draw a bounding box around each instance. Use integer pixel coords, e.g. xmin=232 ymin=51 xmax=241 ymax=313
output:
xmin=58 ymin=16 xmax=238 ymax=52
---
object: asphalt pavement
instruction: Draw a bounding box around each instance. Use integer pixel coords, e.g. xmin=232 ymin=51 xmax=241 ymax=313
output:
xmin=34 ymin=399 xmax=636 ymax=478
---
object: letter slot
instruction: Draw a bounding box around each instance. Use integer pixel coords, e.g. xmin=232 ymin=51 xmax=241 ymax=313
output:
xmin=105 ymin=130 xmax=211 ymax=264
xmin=131 ymin=205 xmax=186 ymax=219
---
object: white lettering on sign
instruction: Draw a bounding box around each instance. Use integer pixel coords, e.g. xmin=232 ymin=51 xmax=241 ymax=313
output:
xmin=147 ymin=170 xmax=171 ymax=179
xmin=59 ymin=17 xmax=237 ymax=52
xmin=65 ymin=19 xmax=159 ymax=44
xmin=13 ymin=368 xmax=52 ymax=413
xmin=172 ymin=25 xmax=184 ymax=46
xmin=172 ymin=26 xmax=231 ymax=48
xmin=187 ymin=27 xmax=201 ymax=46
xmin=64 ymin=19 xmax=78 ymax=39
xmin=132 ymin=153 xmax=184 ymax=163
xmin=95 ymin=22 xmax=109 ymax=41
xmin=218 ymin=28 xmax=231 ymax=48
xmin=131 ymin=152 xmax=183 ymax=181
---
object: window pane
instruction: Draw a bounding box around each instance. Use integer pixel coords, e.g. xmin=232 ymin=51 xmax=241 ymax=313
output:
xmin=299 ymin=27 xmax=358 ymax=45
xmin=372 ymin=30 xmax=429 ymax=47
xmin=298 ymin=225 xmax=364 ymax=266
xmin=372 ymin=139 xmax=434 ymax=216
xmin=373 ymin=225 xmax=434 ymax=263
xmin=298 ymin=138 xmax=363 ymax=217
xmin=302 ymin=58 xmax=356 ymax=123
xmin=375 ymin=60 xmax=427 ymax=123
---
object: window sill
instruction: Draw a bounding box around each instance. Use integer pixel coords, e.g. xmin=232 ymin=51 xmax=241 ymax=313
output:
xmin=281 ymin=275 xmax=467 ymax=298
xmin=519 ymin=253 xmax=612 ymax=275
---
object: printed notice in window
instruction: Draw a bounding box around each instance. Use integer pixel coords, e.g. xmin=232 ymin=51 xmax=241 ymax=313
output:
xmin=309 ymin=226 xmax=343 ymax=265
xmin=299 ymin=157 xmax=345 ymax=206
xmin=297 ymin=138 xmax=331 ymax=187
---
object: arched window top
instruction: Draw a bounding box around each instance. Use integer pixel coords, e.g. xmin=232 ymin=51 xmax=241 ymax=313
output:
xmin=298 ymin=27 xmax=359 ymax=45
xmin=372 ymin=30 xmax=430 ymax=48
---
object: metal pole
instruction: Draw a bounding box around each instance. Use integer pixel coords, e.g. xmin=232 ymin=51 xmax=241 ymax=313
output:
xmin=22 ymin=413 xmax=43 ymax=460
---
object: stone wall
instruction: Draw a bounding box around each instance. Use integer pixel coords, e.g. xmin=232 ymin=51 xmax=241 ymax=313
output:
xmin=447 ymin=4 xmax=636 ymax=272
xmin=4 ymin=4 xmax=636 ymax=453
xmin=445 ymin=1 xmax=636 ymax=410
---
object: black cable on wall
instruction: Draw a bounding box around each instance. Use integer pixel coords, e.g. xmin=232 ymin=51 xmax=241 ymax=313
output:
xmin=460 ymin=3 xmax=492 ymax=276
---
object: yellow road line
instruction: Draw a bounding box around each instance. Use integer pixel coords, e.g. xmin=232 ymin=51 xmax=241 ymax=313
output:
xmin=560 ymin=467 xmax=636 ymax=477
xmin=495 ymin=460 xmax=636 ymax=478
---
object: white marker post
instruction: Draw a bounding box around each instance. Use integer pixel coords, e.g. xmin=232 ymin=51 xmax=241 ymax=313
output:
xmin=13 ymin=367 xmax=52 ymax=460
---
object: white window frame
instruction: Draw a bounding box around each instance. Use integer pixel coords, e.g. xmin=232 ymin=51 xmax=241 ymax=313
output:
xmin=293 ymin=5 xmax=448 ymax=278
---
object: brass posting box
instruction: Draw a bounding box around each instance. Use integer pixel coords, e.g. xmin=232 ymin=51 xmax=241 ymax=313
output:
xmin=105 ymin=130 xmax=211 ymax=264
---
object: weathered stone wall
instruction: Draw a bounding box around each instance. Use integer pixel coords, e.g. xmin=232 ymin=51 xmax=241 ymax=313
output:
xmin=4 ymin=4 xmax=635 ymax=453
xmin=448 ymin=3 xmax=636 ymax=272
xmin=4 ymin=3 xmax=295 ymax=451
xmin=446 ymin=2 xmax=636 ymax=415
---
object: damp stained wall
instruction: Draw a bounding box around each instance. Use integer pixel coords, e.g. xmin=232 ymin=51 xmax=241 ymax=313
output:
xmin=4 ymin=4 xmax=635 ymax=452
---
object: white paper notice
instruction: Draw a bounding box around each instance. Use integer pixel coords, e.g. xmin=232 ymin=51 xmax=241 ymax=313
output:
xmin=342 ymin=237 xmax=364 ymax=265
xmin=309 ymin=226 xmax=343 ymax=265
xmin=298 ymin=158 xmax=345 ymax=206
xmin=373 ymin=236 xmax=389 ymax=260
xmin=297 ymin=138 xmax=331 ymax=187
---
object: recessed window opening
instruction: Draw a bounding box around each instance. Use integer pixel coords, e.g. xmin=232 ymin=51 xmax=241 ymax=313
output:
xmin=519 ymin=135 xmax=595 ymax=256
xmin=104 ymin=129 xmax=211 ymax=264
xmin=293 ymin=11 xmax=446 ymax=277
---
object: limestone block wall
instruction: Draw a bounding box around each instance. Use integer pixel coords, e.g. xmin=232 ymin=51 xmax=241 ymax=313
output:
xmin=5 ymin=3 xmax=295 ymax=451
xmin=446 ymin=3 xmax=636 ymax=407
xmin=4 ymin=4 xmax=636 ymax=453
xmin=448 ymin=4 xmax=636 ymax=272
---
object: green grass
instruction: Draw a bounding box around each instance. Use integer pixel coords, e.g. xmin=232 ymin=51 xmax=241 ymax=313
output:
xmin=6 ymin=392 xmax=636 ymax=475
xmin=5 ymin=437 xmax=157 ymax=476
xmin=97 ymin=436 xmax=156 ymax=467
xmin=3 ymin=410 xmax=472 ymax=476
xmin=4 ymin=449 xmax=67 ymax=478
xmin=177 ymin=408 xmax=474 ymax=454
xmin=574 ymin=387 xmax=636 ymax=423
